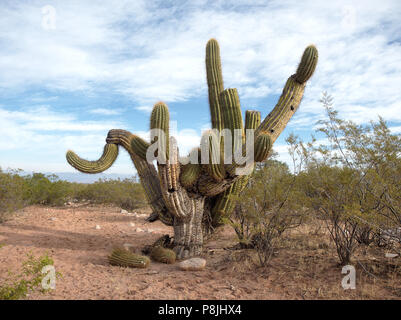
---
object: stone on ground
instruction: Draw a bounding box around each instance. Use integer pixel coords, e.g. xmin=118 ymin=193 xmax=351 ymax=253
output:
xmin=178 ymin=258 xmax=206 ymax=271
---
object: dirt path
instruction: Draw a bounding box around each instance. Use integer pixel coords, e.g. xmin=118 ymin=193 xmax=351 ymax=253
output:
xmin=0 ymin=204 xmax=280 ymax=300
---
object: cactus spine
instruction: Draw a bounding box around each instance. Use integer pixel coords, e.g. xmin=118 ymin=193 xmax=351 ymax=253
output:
xmin=66 ymin=38 xmax=318 ymax=259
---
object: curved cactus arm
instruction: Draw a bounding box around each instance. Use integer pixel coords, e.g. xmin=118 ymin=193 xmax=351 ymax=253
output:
xmin=66 ymin=128 xmax=172 ymax=225
xmin=106 ymin=129 xmax=173 ymax=225
xmin=206 ymin=38 xmax=225 ymax=131
xmin=66 ymin=143 xmax=119 ymax=174
xmin=256 ymin=45 xmax=318 ymax=142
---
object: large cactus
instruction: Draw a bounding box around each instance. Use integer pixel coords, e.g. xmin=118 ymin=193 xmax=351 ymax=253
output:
xmin=66 ymin=39 xmax=318 ymax=259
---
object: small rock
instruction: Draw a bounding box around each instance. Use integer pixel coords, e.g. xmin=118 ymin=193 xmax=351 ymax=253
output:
xmin=385 ymin=253 xmax=399 ymax=258
xmin=95 ymin=225 xmax=101 ymax=230
xmin=130 ymin=222 xmax=135 ymax=227
xmin=146 ymin=271 xmax=158 ymax=275
xmin=135 ymin=214 xmax=147 ymax=218
xmin=146 ymin=229 xmax=154 ymax=233
xmin=178 ymin=258 xmax=206 ymax=271
xmin=121 ymin=209 xmax=128 ymax=214
xmin=135 ymin=228 xmax=144 ymax=232
xmin=49 ymin=217 xmax=57 ymax=221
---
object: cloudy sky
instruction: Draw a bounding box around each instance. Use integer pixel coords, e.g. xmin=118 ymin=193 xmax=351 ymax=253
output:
xmin=0 ymin=0 xmax=400 ymax=176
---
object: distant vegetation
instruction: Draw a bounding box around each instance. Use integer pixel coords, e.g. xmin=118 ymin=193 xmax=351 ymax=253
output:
xmin=0 ymin=170 xmax=147 ymax=222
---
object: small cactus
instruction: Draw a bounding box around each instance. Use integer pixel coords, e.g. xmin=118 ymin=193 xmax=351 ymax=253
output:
xmin=108 ymin=247 xmax=150 ymax=268
xmin=150 ymin=246 xmax=176 ymax=264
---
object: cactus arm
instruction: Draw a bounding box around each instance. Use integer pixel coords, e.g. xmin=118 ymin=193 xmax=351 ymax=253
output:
xmin=149 ymin=102 xmax=195 ymax=220
xmin=131 ymin=135 xmax=150 ymax=160
xmin=245 ymin=110 xmax=261 ymax=130
xmin=209 ymin=110 xmax=261 ymax=225
xmin=180 ymin=163 xmax=201 ymax=188
xmin=66 ymin=143 xmax=118 ymax=174
xmin=150 ymin=102 xmax=170 ymax=161
xmin=220 ymin=88 xmax=245 ymax=145
xmin=106 ymin=129 xmax=173 ymax=225
xmin=205 ymin=46 xmax=318 ymax=224
xmin=206 ymin=38 xmax=225 ymax=131
xmin=256 ymin=45 xmax=318 ymax=143
xmin=201 ymin=130 xmax=226 ymax=182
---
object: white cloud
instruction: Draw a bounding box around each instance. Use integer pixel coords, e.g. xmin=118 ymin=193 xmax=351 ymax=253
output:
xmin=89 ymin=108 xmax=123 ymax=116
xmin=0 ymin=0 xmax=400 ymax=173
xmin=0 ymin=0 xmax=399 ymax=119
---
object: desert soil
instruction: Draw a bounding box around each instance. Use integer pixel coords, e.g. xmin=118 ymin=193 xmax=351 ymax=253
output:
xmin=0 ymin=204 xmax=400 ymax=300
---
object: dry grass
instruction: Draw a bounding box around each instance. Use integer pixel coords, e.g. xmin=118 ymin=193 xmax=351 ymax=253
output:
xmin=207 ymin=216 xmax=401 ymax=300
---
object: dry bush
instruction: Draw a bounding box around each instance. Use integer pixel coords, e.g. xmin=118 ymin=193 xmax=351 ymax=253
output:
xmin=226 ymin=148 xmax=308 ymax=267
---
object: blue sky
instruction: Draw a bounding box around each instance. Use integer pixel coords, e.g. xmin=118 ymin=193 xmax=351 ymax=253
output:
xmin=0 ymin=0 xmax=400 ymax=175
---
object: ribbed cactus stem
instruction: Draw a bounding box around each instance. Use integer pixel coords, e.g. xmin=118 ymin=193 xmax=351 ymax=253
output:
xmin=66 ymin=143 xmax=118 ymax=174
xmin=180 ymin=163 xmax=201 ymax=188
xmin=256 ymin=76 xmax=305 ymax=143
xmin=211 ymin=178 xmax=246 ymax=226
xmin=295 ymin=45 xmax=318 ymax=84
xmin=254 ymin=133 xmax=272 ymax=162
xmin=108 ymin=248 xmax=150 ymax=268
xmin=150 ymin=102 xmax=170 ymax=161
xmin=201 ymin=130 xmax=226 ymax=182
xmin=245 ymin=110 xmax=261 ymax=130
xmin=150 ymin=246 xmax=176 ymax=264
xmin=219 ymin=88 xmax=244 ymax=152
xmin=206 ymin=38 xmax=224 ymax=131
xmin=131 ymin=135 xmax=150 ymax=160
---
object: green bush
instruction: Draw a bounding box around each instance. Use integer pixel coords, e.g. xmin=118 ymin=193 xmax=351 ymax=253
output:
xmin=74 ymin=177 xmax=147 ymax=210
xmin=0 ymin=168 xmax=30 ymax=222
xmin=24 ymin=173 xmax=74 ymax=206
xmin=295 ymin=92 xmax=401 ymax=263
xmin=0 ymin=169 xmax=147 ymax=221
xmin=226 ymin=154 xmax=308 ymax=267
xmin=0 ymin=252 xmax=61 ymax=300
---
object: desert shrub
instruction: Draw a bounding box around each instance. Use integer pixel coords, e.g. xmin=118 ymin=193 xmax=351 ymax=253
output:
xmin=74 ymin=177 xmax=147 ymax=210
xmin=227 ymin=145 xmax=308 ymax=267
xmin=0 ymin=168 xmax=30 ymax=222
xmin=0 ymin=252 xmax=61 ymax=300
xmin=300 ymin=164 xmax=361 ymax=264
xmin=297 ymin=92 xmax=401 ymax=263
xmin=24 ymin=173 xmax=74 ymax=206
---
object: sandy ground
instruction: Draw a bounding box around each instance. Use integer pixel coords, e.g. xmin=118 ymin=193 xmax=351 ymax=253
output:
xmin=0 ymin=204 xmax=400 ymax=300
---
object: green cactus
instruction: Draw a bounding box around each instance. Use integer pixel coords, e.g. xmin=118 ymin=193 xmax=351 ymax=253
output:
xmin=150 ymin=246 xmax=176 ymax=264
xmin=108 ymin=248 xmax=150 ymax=268
xmin=66 ymin=38 xmax=318 ymax=259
